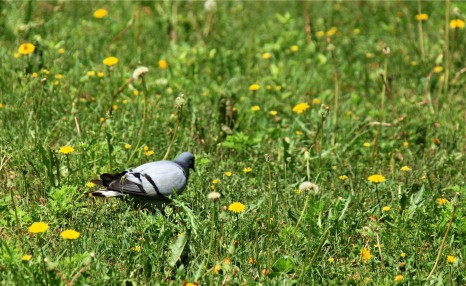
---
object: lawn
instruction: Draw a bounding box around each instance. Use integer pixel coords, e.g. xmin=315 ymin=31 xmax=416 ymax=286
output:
xmin=0 ymin=1 xmax=465 ymax=285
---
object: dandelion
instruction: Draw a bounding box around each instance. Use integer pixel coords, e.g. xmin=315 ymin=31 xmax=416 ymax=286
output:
xmin=368 ymin=174 xmax=385 ymax=183
xmin=133 ymin=90 xmax=139 ymax=96
xmin=145 ymin=150 xmax=154 ymax=156
xmin=361 ymin=247 xmax=372 ymax=263
xmin=158 ymin=60 xmax=168 ymax=69
xmin=339 ymin=175 xmax=348 ymax=181
xmin=295 ymin=131 xmax=303 ymax=135
xmin=262 ymin=52 xmax=271 ymax=59
xmin=93 ymin=9 xmax=108 ymax=19
xmin=29 ymin=222 xmax=49 ymax=234
xmin=228 ymin=202 xmax=246 ymax=214
xmin=14 ymin=53 xmax=20 ymax=58
xmin=59 ymin=145 xmax=75 ymax=155
xmin=415 ymin=13 xmax=428 ymax=21
xmin=55 ymin=74 xmax=63 ymax=80
xmin=132 ymin=246 xmax=141 ymax=252
xmin=382 ymin=206 xmax=391 ymax=212
xmin=262 ymin=268 xmax=270 ymax=275
xmin=225 ymin=171 xmax=232 ymax=177
xmin=294 ymin=189 xmax=301 ymax=195
xmin=112 ymin=105 xmax=118 ymax=111
xmin=249 ymin=84 xmax=260 ymax=91
xmin=354 ymin=28 xmax=361 ymax=34
xmin=251 ymin=105 xmax=260 ymax=111
xmin=22 ymin=255 xmax=32 ymax=261
xmin=31 ymin=72 xmax=38 ymax=78
xmin=99 ymin=117 xmax=105 ymax=123
xmin=316 ymin=31 xmax=325 ymax=37
xmin=450 ymin=19 xmax=465 ymax=29
xmin=60 ymin=229 xmax=80 ymax=240
xmin=364 ymin=278 xmax=371 ymax=283
xmin=299 ymin=181 xmax=319 ymax=194
xmin=269 ymin=110 xmax=278 ymax=116
xmin=243 ymin=167 xmax=252 ymax=173
xmin=103 ymin=57 xmax=119 ymax=67
xmin=328 ymin=257 xmax=335 ymax=263
xmin=363 ymin=142 xmax=371 ymax=147
xmin=433 ymin=66 xmax=443 ymax=73
xmin=204 ymin=0 xmax=216 ymax=12
xmin=224 ymin=257 xmax=231 ymax=264
xmin=290 ymin=45 xmax=299 ymax=52
xmin=400 ymin=252 xmax=406 ymax=258
xmin=248 ymin=257 xmax=256 ymax=264
xmin=400 ymin=166 xmax=411 ymax=172
xmin=186 ymin=283 xmax=197 ymax=286
xmin=143 ymin=146 xmax=149 ymax=151
xmin=97 ymin=71 xmax=104 ymax=77
xmin=403 ymin=141 xmax=409 ymax=147
xmin=207 ymin=191 xmax=221 ymax=201
xmin=437 ymin=198 xmax=448 ymax=205
xmin=326 ymin=27 xmax=337 ymax=36
xmin=312 ymin=98 xmax=321 ymax=105
xmin=292 ymin=102 xmax=310 ymax=113
xmin=86 ymin=182 xmax=95 ymax=188
xmin=87 ymin=71 xmax=95 ymax=77
xmin=0 ymin=103 xmax=3 ymax=109
xmin=394 ymin=275 xmax=403 ymax=282
xmin=132 ymin=66 xmax=149 ymax=80
xmin=58 ymin=48 xmax=65 ymax=54
xmin=411 ymin=61 xmax=417 ymax=66
xmin=124 ymin=143 xmax=131 ymax=149
xmin=18 ymin=43 xmax=35 ymax=55
xmin=212 ymin=179 xmax=219 ymax=184
xmin=214 ymin=264 xmax=221 ymax=274
xmin=447 ymin=255 xmax=456 ymax=263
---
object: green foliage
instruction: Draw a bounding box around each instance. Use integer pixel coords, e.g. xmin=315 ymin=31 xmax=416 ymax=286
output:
xmin=0 ymin=1 xmax=465 ymax=285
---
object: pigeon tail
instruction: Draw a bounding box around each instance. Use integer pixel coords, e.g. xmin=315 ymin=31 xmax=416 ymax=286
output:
xmin=89 ymin=190 xmax=123 ymax=197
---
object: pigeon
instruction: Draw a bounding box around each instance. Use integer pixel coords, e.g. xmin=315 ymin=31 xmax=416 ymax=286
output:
xmin=89 ymin=152 xmax=195 ymax=202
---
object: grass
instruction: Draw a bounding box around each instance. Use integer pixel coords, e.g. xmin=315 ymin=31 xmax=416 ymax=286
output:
xmin=1 ymin=1 xmax=465 ymax=285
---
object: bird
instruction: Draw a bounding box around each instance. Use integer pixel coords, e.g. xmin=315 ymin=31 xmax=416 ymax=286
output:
xmin=89 ymin=152 xmax=195 ymax=208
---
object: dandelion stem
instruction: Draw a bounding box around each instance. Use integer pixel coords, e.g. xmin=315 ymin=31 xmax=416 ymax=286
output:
xmin=164 ymin=105 xmax=183 ymax=160
xmin=266 ymin=157 xmax=273 ymax=271
xmin=294 ymin=191 xmax=311 ymax=237
xmin=426 ymin=200 xmax=457 ymax=280
xmin=127 ymin=77 xmax=148 ymax=165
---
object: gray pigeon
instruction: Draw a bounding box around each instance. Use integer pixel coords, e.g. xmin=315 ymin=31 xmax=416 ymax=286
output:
xmin=89 ymin=152 xmax=195 ymax=201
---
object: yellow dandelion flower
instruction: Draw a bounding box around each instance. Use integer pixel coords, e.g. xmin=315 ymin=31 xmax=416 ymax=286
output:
xmin=338 ymin=175 xmax=348 ymax=181
xmin=312 ymin=98 xmax=321 ymax=105
xmin=382 ymin=206 xmax=391 ymax=212
xmin=22 ymin=255 xmax=32 ymax=261
xmin=415 ymin=13 xmax=428 ymax=21
xmin=224 ymin=257 xmax=231 ymax=264
xmin=326 ymin=27 xmax=337 ymax=37
xmin=295 ymin=131 xmax=303 ymax=135
xmin=55 ymin=74 xmax=63 ymax=80
xmin=41 ymin=69 xmax=50 ymax=75
xmin=354 ymin=28 xmax=361 ymax=35
xmin=103 ymin=56 xmax=119 ymax=67
xmin=212 ymin=179 xmax=219 ymax=184
xmin=437 ymin=198 xmax=448 ymax=205
xmin=400 ymin=166 xmax=411 ymax=172
xmin=18 ymin=43 xmax=35 ymax=55
xmin=210 ymin=185 xmax=215 ymax=190
xmin=328 ymin=257 xmax=335 ymax=263
xmin=269 ymin=110 xmax=278 ymax=116
xmin=86 ymin=182 xmax=95 ymax=188
xmin=249 ymin=84 xmax=260 ymax=91
xmin=447 ymin=255 xmax=456 ymax=263
xmin=450 ymin=19 xmax=465 ymax=29
xmin=361 ymin=247 xmax=372 ymax=262
xmin=158 ymin=60 xmax=168 ymax=69
xmin=248 ymin=257 xmax=256 ymax=264
xmin=228 ymin=202 xmax=246 ymax=214
xmin=225 ymin=171 xmax=232 ymax=177
xmin=60 ymin=229 xmax=80 ymax=240
xmin=262 ymin=52 xmax=271 ymax=59
xmin=364 ymin=277 xmax=371 ymax=283
xmin=124 ymin=143 xmax=131 ymax=149
xmin=368 ymin=174 xmax=385 ymax=183
xmin=294 ymin=189 xmax=302 ymax=195
xmin=133 ymin=245 xmax=141 ymax=252
xmin=58 ymin=48 xmax=65 ymax=54
xmin=403 ymin=141 xmax=409 ymax=147
xmin=32 ymin=72 xmax=38 ymax=78
xmin=290 ymin=45 xmax=299 ymax=52
xmin=434 ymin=66 xmax=443 ymax=73
xmin=292 ymin=102 xmax=310 ymax=113
xmin=186 ymin=283 xmax=197 ymax=286
xmin=59 ymin=145 xmax=75 ymax=155
xmin=394 ymin=275 xmax=403 ymax=282
xmin=363 ymin=142 xmax=371 ymax=147
xmin=275 ymin=85 xmax=282 ymax=91
xmin=112 ymin=105 xmax=118 ymax=111
xmin=87 ymin=71 xmax=95 ymax=77
xmin=93 ymin=9 xmax=108 ymax=19
xmin=28 ymin=222 xmax=49 ymax=234
xmin=243 ymin=167 xmax=252 ymax=173
xmin=97 ymin=71 xmax=105 ymax=77
xmin=99 ymin=117 xmax=105 ymax=123
xmin=214 ymin=264 xmax=221 ymax=274
xmin=400 ymin=252 xmax=406 ymax=258
xmin=316 ymin=31 xmax=325 ymax=38
xmin=0 ymin=103 xmax=3 ymax=109
xmin=366 ymin=53 xmax=374 ymax=59
xmin=266 ymin=85 xmax=272 ymax=90
xmin=411 ymin=61 xmax=417 ymax=66
xmin=251 ymin=105 xmax=260 ymax=111
xmin=14 ymin=53 xmax=20 ymax=58
xmin=143 ymin=146 xmax=149 ymax=151
xmin=122 ymin=99 xmax=128 ymax=104
xmin=145 ymin=150 xmax=154 ymax=156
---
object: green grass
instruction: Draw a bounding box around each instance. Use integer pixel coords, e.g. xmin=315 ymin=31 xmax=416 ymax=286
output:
xmin=1 ymin=1 xmax=465 ymax=285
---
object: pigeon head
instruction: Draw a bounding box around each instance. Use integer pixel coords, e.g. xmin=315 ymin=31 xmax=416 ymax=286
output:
xmin=175 ymin=152 xmax=195 ymax=171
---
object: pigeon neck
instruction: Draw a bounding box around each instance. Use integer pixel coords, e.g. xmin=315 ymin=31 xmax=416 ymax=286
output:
xmin=174 ymin=160 xmax=190 ymax=178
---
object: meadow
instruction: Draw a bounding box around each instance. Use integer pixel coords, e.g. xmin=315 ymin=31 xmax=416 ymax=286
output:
xmin=0 ymin=1 xmax=465 ymax=285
